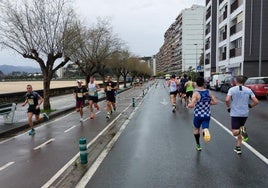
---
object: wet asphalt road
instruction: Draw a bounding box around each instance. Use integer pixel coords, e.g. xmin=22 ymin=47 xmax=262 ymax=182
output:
xmin=84 ymin=80 xmax=268 ymax=188
xmin=0 ymin=87 xmax=144 ymax=188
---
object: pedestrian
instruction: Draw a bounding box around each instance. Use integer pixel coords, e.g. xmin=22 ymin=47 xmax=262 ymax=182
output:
xmin=167 ymin=74 xmax=180 ymax=112
xmin=185 ymin=76 xmax=195 ymax=107
xmin=73 ymin=80 xmax=87 ymax=122
xmin=187 ymin=77 xmax=218 ymax=151
xmin=178 ymin=74 xmax=188 ymax=105
xmin=225 ymin=75 xmax=259 ymax=155
xmin=104 ymin=75 xmax=117 ymax=119
xmin=21 ymin=84 xmax=49 ymax=135
xmin=88 ymin=76 xmax=101 ymax=119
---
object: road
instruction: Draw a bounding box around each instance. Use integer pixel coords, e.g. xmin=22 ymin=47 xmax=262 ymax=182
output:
xmin=0 ymin=80 xmax=267 ymax=188
xmin=81 ymin=80 xmax=268 ymax=188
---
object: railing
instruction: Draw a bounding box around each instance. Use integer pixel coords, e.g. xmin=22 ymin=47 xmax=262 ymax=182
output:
xmin=230 ymin=22 xmax=243 ymax=35
xmin=231 ymin=0 xmax=243 ymax=13
xmin=230 ymin=48 xmax=242 ymax=58
xmin=219 ymin=52 xmax=226 ymax=61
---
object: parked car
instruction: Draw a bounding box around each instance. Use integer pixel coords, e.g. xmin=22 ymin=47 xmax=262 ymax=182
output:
xmin=209 ymin=73 xmax=231 ymax=91
xmin=244 ymin=77 xmax=268 ymax=97
xmin=220 ymin=76 xmax=236 ymax=93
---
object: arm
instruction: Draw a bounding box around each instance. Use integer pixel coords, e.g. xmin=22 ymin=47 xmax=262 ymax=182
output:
xmin=249 ymin=96 xmax=259 ymax=108
xmin=210 ymin=93 xmax=218 ymax=105
xmin=96 ymin=84 xmax=101 ymax=92
xmin=22 ymin=99 xmax=28 ymax=106
xmin=225 ymin=94 xmax=231 ymax=108
xmin=36 ymin=95 xmax=44 ymax=109
xmin=187 ymin=92 xmax=199 ymax=108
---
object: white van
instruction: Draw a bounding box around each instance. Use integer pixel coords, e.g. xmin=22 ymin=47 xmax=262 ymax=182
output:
xmin=209 ymin=73 xmax=231 ymax=91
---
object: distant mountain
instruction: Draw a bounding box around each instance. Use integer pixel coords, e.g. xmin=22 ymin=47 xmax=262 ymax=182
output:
xmin=0 ymin=64 xmax=41 ymax=75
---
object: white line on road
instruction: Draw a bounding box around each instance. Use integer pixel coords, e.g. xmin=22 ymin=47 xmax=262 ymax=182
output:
xmin=33 ymin=138 xmax=55 ymax=150
xmin=41 ymin=104 xmax=132 ymax=188
xmin=211 ymin=116 xmax=268 ymax=165
xmin=0 ymin=162 xmax=15 ymax=171
xmin=64 ymin=126 xmax=76 ymax=133
xmin=76 ymin=97 xmax=145 ymax=187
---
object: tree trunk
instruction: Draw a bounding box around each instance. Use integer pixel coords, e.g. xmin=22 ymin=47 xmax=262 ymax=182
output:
xmin=123 ymin=75 xmax=127 ymax=88
xmin=43 ymin=77 xmax=51 ymax=110
xmin=116 ymin=76 xmax=120 ymax=87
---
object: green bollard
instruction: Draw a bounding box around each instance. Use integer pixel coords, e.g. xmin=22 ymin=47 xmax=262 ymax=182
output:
xmin=132 ymin=98 xmax=135 ymax=107
xmin=79 ymin=138 xmax=88 ymax=164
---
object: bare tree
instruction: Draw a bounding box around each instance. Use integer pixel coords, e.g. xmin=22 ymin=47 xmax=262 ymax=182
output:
xmin=0 ymin=0 xmax=77 ymax=110
xmin=72 ymin=18 xmax=122 ymax=84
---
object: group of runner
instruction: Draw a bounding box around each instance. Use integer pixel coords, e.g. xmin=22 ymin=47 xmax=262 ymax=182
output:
xmin=167 ymin=74 xmax=259 ymax=154
xmin=73 ymin=75 xmax=117 ymax=121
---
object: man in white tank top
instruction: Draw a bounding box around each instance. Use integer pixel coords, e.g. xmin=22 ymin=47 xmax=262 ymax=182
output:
xmin=167 ymin=74 xmax=180 ymax=112
xmin=88 ymin=76 xmax=101 ymax=119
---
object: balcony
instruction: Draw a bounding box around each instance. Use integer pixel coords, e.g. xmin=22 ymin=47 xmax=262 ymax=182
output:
xmin=219 ymin=11 xmax=227 ymax=23
xmin=231 ymin=0 xmax=243 ymax=13
xmin=230 ymin=48 xmax=242 ymax=58
xmin=206 ymin=0 xmax=210 ymax=5
xmin=230 ymin=22 xmax=243 ymax=35
xmin=205 ymin=43 xmax=210 ymax=50
xmin=219 ymin=0 xmax=224 ymax=5
xmin=219 ymin=32 xmax=227 ymax=42
xmin=219 ymin=52 xmax=226 ymax=61
xmin=205 ymin=58 xmax=210 ymax=65
xmin=205 ymin=27 xmax=211 ymax=35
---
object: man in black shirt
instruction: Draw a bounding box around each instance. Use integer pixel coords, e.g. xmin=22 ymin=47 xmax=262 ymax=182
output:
xmin=104 ymin=76 xmax=118 ymax=119
xmin=22 ymin=84 xmax=49 ymax=135
xmin=73 ymin=80 xmax=87 ymax=122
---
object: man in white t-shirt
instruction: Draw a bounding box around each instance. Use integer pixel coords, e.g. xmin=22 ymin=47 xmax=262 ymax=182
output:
xmin=225 ymin=75 xmax=259 ymax=155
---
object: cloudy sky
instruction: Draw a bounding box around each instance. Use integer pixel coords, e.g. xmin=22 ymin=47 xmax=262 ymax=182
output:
xmin=0 ymin=0 xmax=205 ymax=67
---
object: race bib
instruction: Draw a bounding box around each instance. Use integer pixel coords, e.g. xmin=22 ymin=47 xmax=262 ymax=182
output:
xmin=28 ymin=99 xmax=34 ymax=105
xmin=107 ymin=86 xmax=112 ymax=91
xmin=77 ymin=93 xmax=83 ymax=98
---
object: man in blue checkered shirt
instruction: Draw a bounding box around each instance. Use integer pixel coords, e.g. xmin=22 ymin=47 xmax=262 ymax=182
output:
xmin=187 ymin=77 xmax=218 ymax=151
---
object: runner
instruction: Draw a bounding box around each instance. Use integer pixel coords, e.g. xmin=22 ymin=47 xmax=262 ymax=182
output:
xmin=73 ymin=80 xmax=87 ymax=122
xmin=185 ymin=76 xmax=195 ymax=107
xmin=187 ymin=77 xmax=218 ymax=151
xmin=225 ymin=75 xmax=259 ymax=155
xmin=88 ymin=76 xmax=101 ymax=119
xmin=21 ymin=84 xmax=49 ymax=135
xmin=104 ymin=75 xmax=118 ymax=119
xmin=178 ymin=74 xmax=188 ymax=105
xmin=167 ymin=74 xmax=180 ymax=112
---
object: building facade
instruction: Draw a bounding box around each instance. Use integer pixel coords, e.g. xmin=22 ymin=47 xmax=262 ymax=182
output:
xmin=205 ymin=0 xmax=268 ymax=78
xmin=156 ymin=5 xmax=205 ymax=76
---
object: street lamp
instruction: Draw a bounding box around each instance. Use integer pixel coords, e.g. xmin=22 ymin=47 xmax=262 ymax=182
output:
xmin=194 ymin=44 xmax=198 ymax=72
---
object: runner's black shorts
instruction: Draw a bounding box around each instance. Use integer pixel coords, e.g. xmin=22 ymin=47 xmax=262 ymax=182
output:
xmin=106 ymin=95 xmax=116 ymax=103
xmin=27 ymin=107 xmax=41 ymax=115
xmin=88 ymin=96 xmax=98 ymax=103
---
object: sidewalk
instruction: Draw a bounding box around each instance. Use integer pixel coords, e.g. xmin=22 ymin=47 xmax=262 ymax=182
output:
xmin=0 ymin=84 xmax=132 ymax=137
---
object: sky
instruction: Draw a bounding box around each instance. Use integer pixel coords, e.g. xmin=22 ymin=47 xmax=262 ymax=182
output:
xmin=0 ymin=0 xmax=205 ymax=68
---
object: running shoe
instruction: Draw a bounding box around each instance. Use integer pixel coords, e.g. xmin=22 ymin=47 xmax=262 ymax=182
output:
xmin=234 ymin=146 xmax=242 ymax=155
xmin=196 ymin=144 xmax=202 ymax=151
xmin=203 ymin=128 xmax=211 ymax=142
xmin=172 ymin=105 xmax=176 ymax=113
xmin=240 ymin=126 xmax=249 ymax=142
xmin=43 ymin=113 xmax=49 ymax=121
xmin=80 ymin=118 xmax=83 ymax=122
xmin=90 ymin=113 xmax=94 ymax=119
xmin=106 ymin=112 xmax=110 ymax=119
xmin=113 ymin=106 xmax=116 ymax=111
xmin=29 ymin=129 xmax=35 ymax=136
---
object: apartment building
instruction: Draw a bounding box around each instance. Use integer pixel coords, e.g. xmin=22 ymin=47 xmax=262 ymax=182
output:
xmin=205 ymin=0 xmax=268 ymax=78
xmin=156 ymin=5 xmax=205 ymax=75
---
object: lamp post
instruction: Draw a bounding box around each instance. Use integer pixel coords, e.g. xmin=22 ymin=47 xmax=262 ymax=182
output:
xmin=194 ymin=44 xmax=198 ymax=72
xmin=258 ymin=0 xmax=263 ymax=76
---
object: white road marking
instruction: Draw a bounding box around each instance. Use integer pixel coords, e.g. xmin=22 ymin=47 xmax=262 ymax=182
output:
xmin=64 ymin=126 xmax=76 ymax=133
xmin=41 ymin=103 xmax=132 ymax=188
xmin=76 ymin=97 xmax=145 ymax=188
xmin=33 ymin=138 xmax=55 ymax=150
xmin=0 ymin=162 xmax=15 ymax=171
xmin=211 ymin=116 xmax=268 ymax=165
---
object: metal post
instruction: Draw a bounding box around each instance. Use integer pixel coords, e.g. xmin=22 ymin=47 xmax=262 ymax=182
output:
xmin=258 ymin=0 xmax=263 ymax=76
xmin=79 ymin=138 xmax=87 ymax=164
xmin=194 ymin=44 xmax=198 ymax=72
xmin=132 ymin=98 xmax=135 ymax=107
